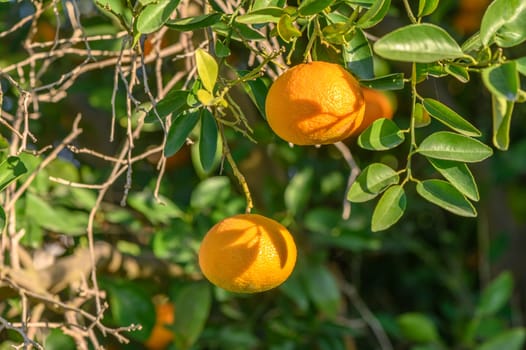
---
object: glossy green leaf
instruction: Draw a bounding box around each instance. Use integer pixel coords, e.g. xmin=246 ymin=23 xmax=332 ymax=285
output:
xmin=165 ymin=110 xmax=200 ymax=157
xmin=417 ymin=132 xmax=493 ymax=163
xmin=285 ymin=167 xmax=314 ymax=215
xmin=422 ymin=98 xmax=481 ymax=137
xmin=199 ymin=109 xmax=218 ymax=173
xmin=243 ymin=76 xmax=270 ymax=118
xmin=374 ymin=23 xmax=464 ymax=63
xmin=236 ymin=7 xmax=283 ymax=24
xmin=418 ymin=0 xmax=439 ymax=17
xmin=173 ymin=283 xmax=211 ymax=349
xmin=480 ymin=0 xmax=526 ymax=48
xmin=195 ymin=48 xmax=218 ymax=93
xmin=482 ymin=62 xmax=519 ymax=101
xmin=298 ymin=0 xmax=334 ymax=16
xmin=371 ymin=185 xmax=406 ymax=232
xmin=343 ymin=28 xmax=374 ymax=79
xmin=428 ymin=158 xmax=479 ymax=201
xmin=477 ymin=328 xmax=526 ymax=350
xmin=491 ymin=94 xmax=514 ymax=151
xmin=359 ymin=73 xmax=405 ymax=90
xmin=476 ymin=271 xmax=513 ymax=317
xmin=166 ymin=13 xmax=222 ymax=31
xmin=0 ymin=156 xmax=27 ymax=192
xmin=323 ymin=22 xmax=352 ymax=45
xmin=445 ymin=64 xmax=470 ymax=83
xmin=516 ymin=57 xmax=526 ymax=76
xmin=146 ymin=89 xmax=190 ymax=122
xmin=304 ymin=263 xmax=341 ymax=319
xmin=358 ymin=118 xmax=405 ymax=150
xmin=277 ymin=14 xmax=301 ymax=42
xmin=136 ymin=0 xmax=180 ymax=34
xmin=416 ymin=179 xmax=477 ymax=217
xmin=397 ymin=312 xmax=439 ymax=343
xmin=416 ymin=62 xmax=447 ymax=82
xmin=357 ymin=0 xmax=391 ymax=29
xmin=347 ymin=163 xmax=400 ymax=202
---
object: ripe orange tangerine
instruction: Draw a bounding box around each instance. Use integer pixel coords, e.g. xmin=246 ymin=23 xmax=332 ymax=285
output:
xmin=144 ymin=302 xmax=175 ymax=350
xmin=198 ymin=214 xmax=297 ymax=293
xmin=265 ymin=61 xmax=365 ymax=145
xmin=354 ymin=87 xmax=395 ymax=134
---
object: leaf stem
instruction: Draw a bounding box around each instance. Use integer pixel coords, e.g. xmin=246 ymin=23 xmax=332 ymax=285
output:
xmin=402 ymin=0 xmax=418 ymax=24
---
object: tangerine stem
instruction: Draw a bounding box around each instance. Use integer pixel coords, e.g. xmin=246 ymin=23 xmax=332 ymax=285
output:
xmin=219 ymin=124 xmax=253 ymax=213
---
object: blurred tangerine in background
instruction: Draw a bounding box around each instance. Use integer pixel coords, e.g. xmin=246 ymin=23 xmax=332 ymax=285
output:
xmin=452 ymin=0 xmax=491 ymax=35
xmin=144 ymin=302 xmax=175 ymax=350
xmin=354 ymin=87 xmax=396 ymax=135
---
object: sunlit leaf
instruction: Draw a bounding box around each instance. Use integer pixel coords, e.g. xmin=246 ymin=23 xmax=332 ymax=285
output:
xmin=136 ymin=0 xmax=180 ymax=34
xmin=428 ymin=158 xmax=479 ymax=201
xmin=477 ymin=328 xmax=526 ymax=350
xmin=343 ymin=28 xmax=374 ymax=79
xmin=374 ymin=23 xmax=464 ymax=63
xmin=195 ymin=48 xmax=218 ymax=93
xmin=298 ymin=0 xmax=334 ymax=16
xmin=357 ymin=0 xmax=391 ymax=29
xmin=422 ymin=98 xmax=481 ymax=137
xmin=491 ymin=94 xmax=514 ymax=151
xmin=418 ymin=0 xmax=439 ymax=17
xmin=445 ymin=64 xmax=470 ymax=83
xmin=360 ymin=73 xmax=405 ymax=90
xmin=480 ymin=0 xmax=526 ymax=48
xmin=416 ymin=179 xmax=477 ymax=217
xmin=236 ymin=7 xmax=283 ymax=24
xmin=417 ymin=132 xmax=493 ymax=163
xmin=347 ymin=163 xmax=399 ymax=202
xmin=371 ymin=185 xmax=406 ymax=232
xmin=0 ymin=156 xmax=27 ymax=192
xmin=358 ymin=118 xmax=405 ymax=150
xmin=482 ymin=62 xmax=520 ymax=101
xmin=277 ymin=14 xmax=301 ymax=42
xmin=166 ymin=13 xmax=222 ymax=31
xmin=414 ymin=102 xmax=431 ymax=128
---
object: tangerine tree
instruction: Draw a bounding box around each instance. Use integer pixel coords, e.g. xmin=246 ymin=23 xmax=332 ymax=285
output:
xmin=0 ymin=0 xmax=526 ymax=349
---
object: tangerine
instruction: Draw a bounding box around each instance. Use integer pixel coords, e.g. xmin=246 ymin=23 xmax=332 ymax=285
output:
xmin=144 ymin=302 xmax=175 ymax=350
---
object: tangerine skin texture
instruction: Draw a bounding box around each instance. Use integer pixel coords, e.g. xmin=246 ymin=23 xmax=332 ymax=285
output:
xmin=265 ymin=61 xmax=365 ymax=145
xmin=198 ymin=214 xmax=297 ymax=293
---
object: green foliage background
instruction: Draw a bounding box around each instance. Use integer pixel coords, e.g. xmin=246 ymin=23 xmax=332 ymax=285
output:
xmin=0 ymin=0 xmax=526 ymax=349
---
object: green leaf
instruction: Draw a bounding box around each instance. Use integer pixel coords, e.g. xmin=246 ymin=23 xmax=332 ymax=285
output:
xmin=416 ymin=179 xmax=477 ymax=217
xmin=236 ymin=7 xmax=284 ymax=24
xmin=491 ymin=94 xmax=514 ymax=151
xmin=199 ymin=109 xmax=218 ymax=173
xmin=0 ymin=156 xmax=27 ymax=192
xmin=445 ymin=64 xmax=470 ymax=83
xmin=371 ymin=185 xmax=406 ymax=232
xmin=343 ymin=28 xmax=374 ymax=79
xmin=414 ymin=102 xmax=431 ymax=128
xmin=422 ymin=98 xmax=481 ymax=137
xmin=482 ymin=62 xmax=520 ymax=101
xmin=304 ymin=263 xmax=341 ymax=319
xmin=397 ymin=312 xmax=439 ymax=343
xmin=285 ymin=167 xmax=314 ymax=215
xmin=172 ymin=283 xmax=211 ymax=350
xmin=128 ymin=192 xmax=183 ymax=225
xmin=190 ymin=176 xmax=231 ymax=209
xmin=417 ymin=132 xmax=493 ymax=163
xmin=476 ymin=271 xmax=513 ymax=317
xmin=136 ymin=0 xmax=181 ymax=34
xmin=359 ymin=73 xmax=405 ymax=90
xmin=0 ymin=206 xmax=5 ymax=233
xmin=516 ymin=57 xmax=526 ymax=76
xmin=358 ymin=118 xmax=405 ymax=150
xmin=277 ymin=14 xmax=302 ymax=42
xmin=477 ymin=328 xmax=526 ymax=350
xmin=357 ymin=0 xmax=391 ymax=29
xmin=106 ymin=280 xmax=155 ymax=341
xmin=347 ymin=163 xmax=400 ymax=202
xmin=298 ymin=0 xmax=335 ymax=16
xmin=243 ymin=76 xmax=270 ymax=118
xmin=44 ymin=329 xmax=76 ymax=350
xmin=374 ymin=23 xmax=464 ymax=63
xmin=146 ymin=89 xmax=190 ymax=122
xmin=195 ymin=48 xmax=218 ymax=93
xmin=427 ymin=158 xmax=479 ymax=201
xmin=164 ymin=110 xmax=200 ymax=157
xmin=166 ymin=13 xmax=222 ymax=31
xmin=418 ymin=0 xmax=439 ymax=17
xmin=480 ymin=0 xmax=526 ymax=48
